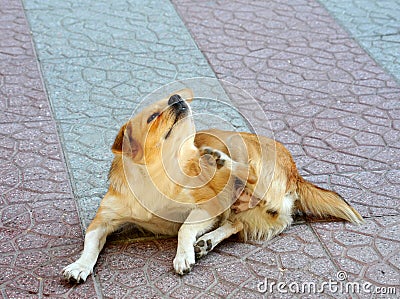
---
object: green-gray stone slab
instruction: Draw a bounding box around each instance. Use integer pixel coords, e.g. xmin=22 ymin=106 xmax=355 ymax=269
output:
xmin=318 ymin=0 xmax=400 ymax=82
xmin=318 ymin=0 xmax=400 ymax=37
xmin=41 ymin=51 xmax=215 ymax=120
xmin=358 ymin=37 xmax=400 ymax=80
xmin=23 ymin=0 xmax=196 ymax=60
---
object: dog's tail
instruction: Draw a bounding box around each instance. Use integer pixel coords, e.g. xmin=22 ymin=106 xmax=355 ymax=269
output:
xmin=296 ymin=177 xmax=364 ymax=224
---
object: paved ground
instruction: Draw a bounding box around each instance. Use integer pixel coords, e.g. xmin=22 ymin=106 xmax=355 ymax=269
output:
xmin=0 ymin=0 xmax=399 ymax=298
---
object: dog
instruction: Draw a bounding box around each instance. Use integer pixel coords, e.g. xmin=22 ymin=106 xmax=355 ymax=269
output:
xmin=63 ymin=89 xmax=363 ymax=282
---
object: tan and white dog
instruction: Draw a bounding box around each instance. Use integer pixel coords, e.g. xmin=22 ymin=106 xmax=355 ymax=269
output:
xmin=63 ymin=89 xmax=363 ymax=283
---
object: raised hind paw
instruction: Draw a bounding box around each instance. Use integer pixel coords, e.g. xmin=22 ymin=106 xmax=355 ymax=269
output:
xmin=200 ymin=147 xmax=230 ymax=169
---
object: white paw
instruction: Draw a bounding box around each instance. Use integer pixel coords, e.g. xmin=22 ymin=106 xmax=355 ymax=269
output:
xmin=173 ymin=251 xmax=195 ymax=275
xmin=62 ymin=262 xmax=92 ymax=283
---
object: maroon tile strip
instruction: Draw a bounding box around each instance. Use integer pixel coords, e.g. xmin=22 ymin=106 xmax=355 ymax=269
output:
xmin=0 ymin=1 xmax=99 ymax=297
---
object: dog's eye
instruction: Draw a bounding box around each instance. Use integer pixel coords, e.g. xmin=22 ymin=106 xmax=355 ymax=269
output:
xmin=147 ymin=112 xmax=159 ymax=123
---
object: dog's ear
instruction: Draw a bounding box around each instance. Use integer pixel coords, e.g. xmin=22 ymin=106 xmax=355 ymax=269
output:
xmin=111 ymin=122 xmax=143 ymax=162
xmin=174 ymin=88 xmax=194 ymax=103
xmin=111 ymin=123 xmax=127 ymax=154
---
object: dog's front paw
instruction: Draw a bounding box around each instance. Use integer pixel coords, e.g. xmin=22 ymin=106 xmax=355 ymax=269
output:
xmin=201 ymin=147 xmax=228 ymax=169
xmin=194 ymin=238 xmax=213 ymax=259
xmin=62 ymin=262 xmax=92 ymax=283
xmin=173 ymin=251 xmax=195 ymax=275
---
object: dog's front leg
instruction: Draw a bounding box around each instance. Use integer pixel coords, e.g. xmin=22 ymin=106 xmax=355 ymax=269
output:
xmin=194 ymin=220 xmax=243 ymax=259
xmin=173 ymin=209 xmax=217 ymax=275
xmin=63 ymin=205 xmax=121 ymax=283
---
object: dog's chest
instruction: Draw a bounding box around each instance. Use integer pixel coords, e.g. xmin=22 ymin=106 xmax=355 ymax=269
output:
xmin=127 ymin=168 xmax=194 ymax=219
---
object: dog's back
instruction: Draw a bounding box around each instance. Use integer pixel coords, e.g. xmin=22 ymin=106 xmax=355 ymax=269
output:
xmin=195 ymin=129 xmax=363 ymax=241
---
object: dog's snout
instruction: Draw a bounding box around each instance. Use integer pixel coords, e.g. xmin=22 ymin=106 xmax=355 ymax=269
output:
xmin=168 ymin=94 xmax=188 ymax=113
xmin=168 ymin=94 xmax=182 ymax=105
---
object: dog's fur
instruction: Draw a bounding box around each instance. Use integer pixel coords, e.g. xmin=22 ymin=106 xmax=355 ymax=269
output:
xmin=63 ymin=89 xmax=363 ymax=282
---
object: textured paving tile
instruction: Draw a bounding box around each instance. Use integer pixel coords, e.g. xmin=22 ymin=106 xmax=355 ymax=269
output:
xmin=0 ymin=89 xmax=98 ymax=298
xmin=318 ymin=0 xmax=400 ymax=37
xmin=92 ymin=224 xmax=350 ymax=298
xmin=0 ymin=58 xmax=52 ymax=123
xmin=0 ymin=0 xmax=100 ymax=297
xmin=357 ymin=38 xmax=400 ymax=83
xmin=23 ymin=0 xmax=196 ymax=60
xmin=1 ymin=198 xmax=81 ymax=252
xmin=318 ymin=0 xmax=400 ymax=82
xmin=0 ymin=243 xmax=99 ymax=298
xmin=173 ymin=0 xmax=350 ymax=44
xmin=0 ymin=121 xmax=72 ymax=200
xmin=0 ymin=94 xmax=97 ymax=297
xmin=0 ymin=4 xmax=33 ymax=60
xmin=0 ymin=3 xmax=52 ymax=123
xmin=40 ymin=51 xmax=215 ymax=120
xmin=312 ymin=216 xmax=399 ymax=297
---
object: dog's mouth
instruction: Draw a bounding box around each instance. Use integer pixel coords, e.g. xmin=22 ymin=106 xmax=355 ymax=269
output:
xmin=164 ymin=94 xmax=190 ymax=139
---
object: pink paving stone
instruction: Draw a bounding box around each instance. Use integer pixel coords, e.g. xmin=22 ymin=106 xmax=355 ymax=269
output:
xmin=182 ymin=266 xmax=217 ymax=290
xmin=0 ymin=58 xmax=51 ymax=122
xmin=169 ymin=285 xmax=202 ymax=299
xmin=2 ymin=198 xmax=82 ymax=250
xmin=248 ymin=261 xmax=280 ymax=280
xmin=153 ymin=272 xmax=181 ymax=294
xmin=0 ymin=6 xmax=33 ymax=59
xmin=0 ymin=121 xmax=73 ymax=199
xmin=124 ymin=240 xmax=161 ymax=257
xmin=7 ymin=274 xmax=40 ymax=296
xmin=230 ymin=288 xmax=263 ymax=299
xmin=214 ymin=239 xmax=261 ymax=258
xmin=207 ymin=279 xmax=238 ymax=298
xmin=0 ymin=267 xmax=23 ymax=285
xmin=312 ymin=217 xmax=399 ymax=286
xmin=194 ymin=250 xmax=237 ymax=267
xmin=146 ymin=258 xmax=174 ymax=282
xmin=0 ymin=1 xmax=100 ymax=298
xmin=215 ymin=262 xmax=255 ymax=285
xmin=106 ymin=253 xmax=147 ymax=270
xmin=42 ymin=277 xmax=76 ymax=297
xmin=113 ymin=269 xmax=148 ymax=289
xmin=15 ymin=249 xmax=51 ymax=270
xmin=127 ymin=286 xmax=162 ymax=299
xmin=4 ymin=287 xmax=39 ymax=299
xmin=100 ymin=280 xmax=130 ymax=298
xmin=68 ymin=283 xmax=100 ymax=299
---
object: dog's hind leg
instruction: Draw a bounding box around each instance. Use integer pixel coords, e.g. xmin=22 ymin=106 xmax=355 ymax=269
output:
xmin=194 ymin=220 xmax=243 ymax=259
xmin=200 ymin=146 xmax=257 ymax=184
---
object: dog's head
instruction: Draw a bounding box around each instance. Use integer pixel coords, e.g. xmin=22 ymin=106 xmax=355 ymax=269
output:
xmin=111 ymin=88 xmax=196 ymax=165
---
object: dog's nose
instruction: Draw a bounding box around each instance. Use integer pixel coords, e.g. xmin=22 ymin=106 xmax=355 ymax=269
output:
xmin=168 ymin=94 xmax=182 ymax=105
xmin=168 ymin=94 xmax=188 ymax=113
